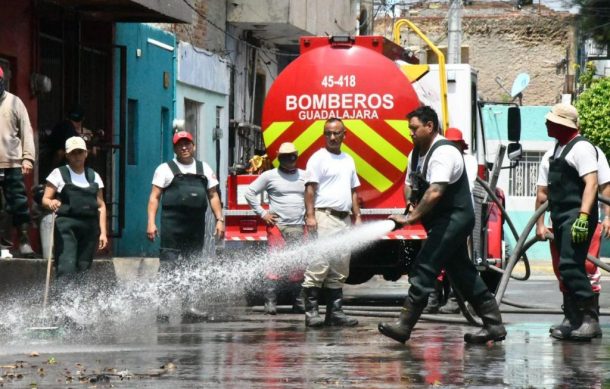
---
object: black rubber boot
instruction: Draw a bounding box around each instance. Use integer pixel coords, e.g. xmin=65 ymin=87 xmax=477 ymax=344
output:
xmin=439 ymin=295 xmax=461 ymax=314
xmin=324 ymin=288 xmax=358 ymax=327
xmin=263 ymin=282 xmax=278 ymax=315
xmin=181 ymin=307 xmax=209 ymax=323
xmin=303 ymin=287 xmax=324 ymax=328
xmin=292 ymin=287 xmax=305 ymax=314
xmin=378 ymin=296 xmax=425 ymax=343
xmin=19 ymin=224 xmax=36 ymax=258
xmin=464 ymin=299 xmax=507 ymax=344
xmin=423 ymin=282 xmax=441 ymax=314
xmin=549 ymin=293 xmax=578 ymax=338
xmin=569 ymin=297 xmax=602 ymax=341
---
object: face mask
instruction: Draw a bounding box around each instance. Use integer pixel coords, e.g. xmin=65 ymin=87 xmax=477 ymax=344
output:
xmin=546 ymin=121 xmax=577 ymax=145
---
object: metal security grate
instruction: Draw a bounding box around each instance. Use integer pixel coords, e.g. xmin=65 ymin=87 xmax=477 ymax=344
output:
xmin=509 ymin=151 xmax=544 ymax=197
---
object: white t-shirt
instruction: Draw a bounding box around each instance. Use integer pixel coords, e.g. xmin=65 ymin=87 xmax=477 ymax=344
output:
xmin=537 ymin=140 xmax=599 ymax=186
xmin=152 ymin=159 xmax=219 ymax=189
xmin=405 ymin=135 xmax=464 ymax=185
xmin=464 ymin=154 xmax=478 ymax=191
xmin=306 ymin=148 xmax=360 ymax=212
xmin=596 ymin=146 xmax=610 ymax=185
xmin=46 ymin=165 xmax=104 ymax=193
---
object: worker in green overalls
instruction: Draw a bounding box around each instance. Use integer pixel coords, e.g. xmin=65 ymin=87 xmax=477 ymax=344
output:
xmin=42 ymin=136 xmax=108 ymax=277
xmin=147 ymin=130 xmax=225 ymax=321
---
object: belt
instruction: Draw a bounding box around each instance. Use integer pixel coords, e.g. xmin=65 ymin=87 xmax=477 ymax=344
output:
xmin=316 ymin=208 xmax=350 ymax=219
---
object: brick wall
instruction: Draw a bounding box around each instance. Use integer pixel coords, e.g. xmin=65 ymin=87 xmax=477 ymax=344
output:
xmin=154 ymin=0 xmax=226 ymax=53
xmin=375 ymin=4 xmax=575 ymax=105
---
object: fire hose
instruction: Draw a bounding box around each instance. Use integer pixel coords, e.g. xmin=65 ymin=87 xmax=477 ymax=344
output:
xmin=345 ymin=196 xmax=610 ymax=325
xmin=253 ymin=195 xmax=610 ymax=325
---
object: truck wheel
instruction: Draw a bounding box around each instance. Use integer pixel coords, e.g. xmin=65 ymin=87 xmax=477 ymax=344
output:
xmin=346 ymin=269 xmax=374 ymax=285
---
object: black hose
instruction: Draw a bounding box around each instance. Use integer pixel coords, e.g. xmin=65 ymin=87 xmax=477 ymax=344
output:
xmin=485 ymin=236 xmax=539 ymax=280
xmin=475 ymin=177 xmax=532 ymax=280
xmin=495 ymin=202 xmax=548 ymax=305
xmin=538 ymin=231 xmax=610 ymax=274
xmin=250 ymin=305 xmax=610 ymax=317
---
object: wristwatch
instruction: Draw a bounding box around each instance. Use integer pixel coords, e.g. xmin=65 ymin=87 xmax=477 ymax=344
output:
xmin=217 ymin=218 xmax=225 ymax=223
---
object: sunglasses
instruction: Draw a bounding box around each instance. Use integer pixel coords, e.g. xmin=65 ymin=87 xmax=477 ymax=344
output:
xmin=324 ymin=130 xmax=345 ymax=138
xmin=278 ymin=154 xmax=298 ymax=162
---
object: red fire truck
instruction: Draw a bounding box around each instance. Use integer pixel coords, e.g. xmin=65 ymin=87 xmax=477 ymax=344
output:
xmin=224 ymin=20 xmax=521 ymax=291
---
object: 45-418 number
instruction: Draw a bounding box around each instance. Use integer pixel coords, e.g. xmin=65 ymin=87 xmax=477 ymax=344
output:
xmin=321 ymin=75 xmax=356 ymax=88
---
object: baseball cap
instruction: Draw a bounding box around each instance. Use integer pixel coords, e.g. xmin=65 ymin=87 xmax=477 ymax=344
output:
xmin=278 ymin=142 xmax=298 ymax=154
xmin=173 ymin=131 xmax=193 ymax=145
xmin=68 ymin=105 xmax=84 ymax=122
xmin=444 ymin=127 xmax=468 ymax=150
xmin=545 ymin=103 xmax=578 ymax=130
xmin=65 ymin=136 xmax=87 ymax=153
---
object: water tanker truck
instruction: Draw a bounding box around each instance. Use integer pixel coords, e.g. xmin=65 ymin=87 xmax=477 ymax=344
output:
xmin=224 ymin=20 xmax=522 ymax=293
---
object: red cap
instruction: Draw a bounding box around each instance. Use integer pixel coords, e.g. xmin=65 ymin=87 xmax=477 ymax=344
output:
xmin=172 ymin=131 xmax=193 ymax=145
xmin=444 ymin=127 xmax=468 ymax=150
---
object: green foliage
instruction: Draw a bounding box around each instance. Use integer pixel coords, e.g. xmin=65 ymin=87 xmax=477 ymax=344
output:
xmin=576 ymin=75 xmax=610 ymax=156
xmin=573 ymin=0 xmax=610 ymax=43
xmin=577 ymin=61 xmax=596 ymax=89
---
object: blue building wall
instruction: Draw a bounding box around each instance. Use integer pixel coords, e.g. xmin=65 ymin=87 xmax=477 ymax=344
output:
xmin=113 ymin=24 xmax=176 ymax=256
xmin=482 ymin=105 xmax=553 ymax=142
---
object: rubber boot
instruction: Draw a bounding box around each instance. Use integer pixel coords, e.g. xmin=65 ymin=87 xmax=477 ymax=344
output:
xmin=181 ymin=306 xmax=209 ymax=323
xmin=378 ymin=296 xmax=425 ymax=343
xmin=303 ymin=287 xmax=324 ymax=328
xmin=549 ymin=293 xmax=577 ymax=338
xmin=292 ymin=287 xmax=305 ymax=314
xmin=569 ymin=297 xmax=602 ymax=341
xmin=464 ymin=299 xmax=507 ymax=344
xmin=263 ymin=281 xmax=278 ymax=315
xmin=324 ymin=288 xmax=358 ymax=327
xmin=439 ymin=294 xmax=461 ymax=314
xmin=18 ymin=224 xmax=36 ymax=258
xmin=423 ymin=282 xmax=441 ymax=314
xmin=181 ymin=294 xmax=209 ymax=323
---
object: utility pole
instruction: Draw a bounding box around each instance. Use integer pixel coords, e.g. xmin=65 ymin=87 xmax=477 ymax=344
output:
xmin=447 ymin=0 xmax=462 ymax=64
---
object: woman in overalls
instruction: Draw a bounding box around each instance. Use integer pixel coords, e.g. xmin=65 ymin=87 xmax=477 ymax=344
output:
xmin=42 ymin=136 xmax=107 ymax=277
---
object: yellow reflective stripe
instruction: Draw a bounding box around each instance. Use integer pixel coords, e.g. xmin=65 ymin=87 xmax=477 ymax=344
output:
xmin=399 ymin=64 xmax=429 ymax=82
xmin=343 ymin=144 xmax=393 ymax=192
xmin=386 ymin=120 xmax=412 ymax=143
xmin=263 ymin=121 xmax=293 ymax=147
xmin=344 ymin=119 xmax=407 ymax=171
xmin=271 ymin=120 xmax=325 ymax=166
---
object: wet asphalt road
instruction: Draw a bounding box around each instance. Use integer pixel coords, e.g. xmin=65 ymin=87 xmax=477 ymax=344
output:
xmin=0 ymin=276 xmax=609 ymax=388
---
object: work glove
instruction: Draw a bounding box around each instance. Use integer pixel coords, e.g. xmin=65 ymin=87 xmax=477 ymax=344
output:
xmin=571 ymin=213 xmax=589 ymax=244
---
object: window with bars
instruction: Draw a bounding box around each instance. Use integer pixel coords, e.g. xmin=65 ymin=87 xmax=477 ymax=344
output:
xmin=509 ymin=151 xmax=545 ymax=197
xmin=184 ymin=98 xmax=202 ymax=144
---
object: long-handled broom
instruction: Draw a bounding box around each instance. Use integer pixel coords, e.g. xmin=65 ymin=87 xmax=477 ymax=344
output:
xmin=28 ymin=212 xmax=60 ymax=334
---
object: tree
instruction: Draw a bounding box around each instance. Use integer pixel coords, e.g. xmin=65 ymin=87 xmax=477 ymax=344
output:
xmin=575 ymin=64 xmax=610 ymax=156
xmin=572 ymin=0 xmax=610 ymax=43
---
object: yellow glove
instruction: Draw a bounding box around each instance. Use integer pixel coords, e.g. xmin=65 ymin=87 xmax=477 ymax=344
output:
xmin=571 ymin=213 xmax=589 ymax=244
